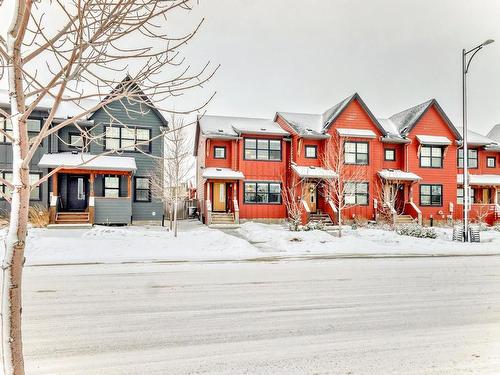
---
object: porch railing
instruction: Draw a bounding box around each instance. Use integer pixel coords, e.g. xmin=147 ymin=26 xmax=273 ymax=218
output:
xmin=233 ymin=198 xmax=240 ymax=224
xmin=405 ymin=201 xmax=422 ymax=225
xmin=301 ymin=199 xmax=310 ymax=224
xmin=205 ymin=199 xmax=212 ymax=225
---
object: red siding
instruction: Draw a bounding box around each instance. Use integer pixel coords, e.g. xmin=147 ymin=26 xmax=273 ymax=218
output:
xmin=205 ymin=139 xmax=233 ymax=169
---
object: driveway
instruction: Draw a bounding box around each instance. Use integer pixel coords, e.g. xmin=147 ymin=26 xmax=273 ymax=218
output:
xmin=22 ymin=256 xmax=500 ymax=374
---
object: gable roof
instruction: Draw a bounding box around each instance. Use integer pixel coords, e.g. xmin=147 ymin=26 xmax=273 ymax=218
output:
xmin=96 ymin=75 xmax=169 ymax=128
xmin=487 ymin=124 xmax=500 ymax=142
xmin=387 ymin=99 xmax=461 ymax=140
xmin=276 ymin=93 xmax=386 ymax=138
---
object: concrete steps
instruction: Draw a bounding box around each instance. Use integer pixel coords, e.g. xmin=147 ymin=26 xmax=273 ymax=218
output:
xmin=395 ymin=214 xmax=415 ymax=225
xmin=55 ymin=212 xmax=90 ymax=224
xmin=210 ymin=212 xmax=236 ymax=225
xmin=309 ymin=212 xmax=336 ymax=231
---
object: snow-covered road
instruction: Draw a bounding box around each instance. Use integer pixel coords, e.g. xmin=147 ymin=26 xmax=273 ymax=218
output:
xmin=23 ymin=256 xmax=500 ymax=374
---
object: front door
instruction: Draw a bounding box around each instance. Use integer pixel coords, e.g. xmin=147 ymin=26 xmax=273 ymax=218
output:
xmin=497 ymin=188 xmax=500 ymax=205
xmin=67 ymin=175 xmax=88 ymax=211
xmin=482 ymin=188 xmax=490 ymax=204
xmin=213 ymin=182 xmax=226 ymax=212
xmin=304 ymin=182 xmax=317 ymax=213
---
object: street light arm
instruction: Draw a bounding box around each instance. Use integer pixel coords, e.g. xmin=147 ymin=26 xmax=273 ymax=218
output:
xmin=465 ymin=47 xmax=483 ymax=74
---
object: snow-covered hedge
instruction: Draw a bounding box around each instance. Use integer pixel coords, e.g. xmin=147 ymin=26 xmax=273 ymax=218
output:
xmin=396 ymin=224 xmax=438 ymax=239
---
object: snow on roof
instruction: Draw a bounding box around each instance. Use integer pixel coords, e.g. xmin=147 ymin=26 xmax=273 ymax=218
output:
xmin=201 ymin=167 xmax=245 ymax=180
xmin=389 ymin=99 xmax=433 ymax=134
xmin=292 ymin=165 xmax=337 ymax=179
xmin=321 ymin=94 xmax=355 ymax=129
xmin=456 ymin=129 xmax=496 ymax=146
xmin=378 ymin=169 xmax=422 ymax=181
xmin=0 ymin=89 xmax=98 ymax=120
xmin=198 ymin=115 xmax=288 ymax=138
xmin=377 ymin=118 xmax=402 ymax=137
xmin=487 ymin=124 xmax=500 ymax=142
xmin=38 ymin=152 xmax=137 ymax=171
xmin=457 ymin=174 xmax=500 ymax=186
xmin=336 ymin=128 xmax=377 ymax=138
xmin=277 ymin=112 xmax=324 ymax=134
xmin=416 ymin=135 xmax=452 ymax=146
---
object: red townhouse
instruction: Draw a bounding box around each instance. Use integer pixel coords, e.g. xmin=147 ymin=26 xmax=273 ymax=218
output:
xmin=194 ymin=95 xmax=500 ymax=227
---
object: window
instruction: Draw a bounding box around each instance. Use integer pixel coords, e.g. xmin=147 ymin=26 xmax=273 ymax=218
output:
xmin=344 ymin=182 xmax=369 ymax=205
xmin=68 ymin=132 xmax=86 ymax=148
xmin=244 ymin=182 xmax=281 ymax=204
xmin=0 ymin=171 xmax=41 ymax=201
xmin=457 ymin=187 xmax=475 ymax=205
xmin=213 ymin=146 xmax=226 ymax=159
xmin=457 ymin=149 xmax=478 ymax=168
xmin=104 ymin=126 xmax=151 ymax=153
xmin=420 ymin=184 xmax=443 ymax=206
xmin=104 ymin=176 xmax=120 ymax=198
xmin=305 ymin=145 xmax=317 ymax=159
xmin=384 ymin=148 xmax=396 ymax=161
xmin=244 ymin=138 xmax=281 ymax=161
xmin=134 ymin=177 xmax=151 ymax=202
xmin=1 ymin=118 xmax=40 ymax=143
xmin=487 ymin=156 xmax=496 ymax=168
xmin=344 ymin=141 xmax=369 ymax=165
xmin=420 ymin=146 xmax=443 ymax=168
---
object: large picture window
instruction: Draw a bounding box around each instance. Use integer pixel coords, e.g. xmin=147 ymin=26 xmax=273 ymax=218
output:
xmin=134 ymin=177 xmax=151 ymax=202
xmin=344 ymin=182 xmax=369 ymax=205
xmin=244 ymin=182 xmax=281 ymax=204
xmin=420 ymin=184 xmax=443 ymax=206
xmin=104 ymin=176 xmax=120 ymax=198
xmin=104 ymin=126 xmax=151 ymax=153
xmin=457 ymin=149 xmax=478 ymax=168
xmin=344 ymin=141 xmax=369 ymax=165
xmin=0 ymin=171 xmax=41 ymax=201
xmin=244 ymin=138 xmax=281 ymax=161
xmin=420 ymin=146 xmax=443 ymax=168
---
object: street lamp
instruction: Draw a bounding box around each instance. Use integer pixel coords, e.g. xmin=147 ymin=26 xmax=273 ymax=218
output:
xmin=462 ymin=39 xmax=494 ymax=242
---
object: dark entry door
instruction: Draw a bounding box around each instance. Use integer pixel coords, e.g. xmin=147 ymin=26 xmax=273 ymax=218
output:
xmin=67 ymin=176 xmax=88 ymax=211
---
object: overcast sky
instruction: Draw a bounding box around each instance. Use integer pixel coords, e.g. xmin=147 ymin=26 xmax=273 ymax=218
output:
xmin=171 ymin=0 xmax=500 ymax=134
xmin=2 ymin=0 xmax=500 ymax=135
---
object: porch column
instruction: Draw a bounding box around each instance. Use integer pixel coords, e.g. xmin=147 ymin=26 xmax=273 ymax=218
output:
xmin=52 ymin=172 xmax=58 ymax=196
xmin=89 ymin=173 xmax=95 ymax=224
xmin=89 ymin=173 xmax=95 ymax=197
xmin=49 ymin=172 xmax=58 ymax=224
xmin=127 ymin=174 xmax=132 ymax=198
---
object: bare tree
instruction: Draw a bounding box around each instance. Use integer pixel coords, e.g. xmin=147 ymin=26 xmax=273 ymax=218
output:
xmin=375 ymin=178 xmax=405 ymax=227
xmin=0 ymin=1 xmax=216 ymax=373
xmin=150 ymin=115 xmax=193 ymax=236
xmin=281 ymin=174 xmax=305 ymax=231
xmin=320 ymin=134 xmax=367 ymax=237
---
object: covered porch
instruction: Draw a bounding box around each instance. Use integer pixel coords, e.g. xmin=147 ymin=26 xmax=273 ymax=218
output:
xmin=202 ymin=167 xmax=244 ymax=226
xmin=378 ymin=169 xmax=422 ymax=225
xmin=457 ymin=174 xmax=500 ymax=225
xmin=39 ymin=153 xmax=137 ymax=225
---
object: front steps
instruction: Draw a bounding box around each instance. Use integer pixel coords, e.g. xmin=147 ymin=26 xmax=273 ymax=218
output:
xmin=55 ymin=212 xmax=90 ymax=224
xmin=394 ymin=214 xmax=415 ymax=225
xmin=209 ymin=212 xmax=238 ymax=228
xmin=308 ymin=212 xmax=337 ymax=232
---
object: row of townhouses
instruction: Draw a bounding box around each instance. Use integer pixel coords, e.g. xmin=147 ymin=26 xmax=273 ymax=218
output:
xmin=195 ymin=93 xmax=500 ymax=227
xmin=0 ymin=80 xmax=166 ymax=225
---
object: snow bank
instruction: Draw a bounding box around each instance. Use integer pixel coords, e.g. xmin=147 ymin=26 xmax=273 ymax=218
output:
xmin=236 ymin=222 xmax=500 ymax=256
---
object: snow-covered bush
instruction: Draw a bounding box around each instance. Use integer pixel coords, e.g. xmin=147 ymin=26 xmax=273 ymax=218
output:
xmin=396 ymin=224 xmax=437 ymax=239
xmin=305 ymin=221 xmax=325 ymax=231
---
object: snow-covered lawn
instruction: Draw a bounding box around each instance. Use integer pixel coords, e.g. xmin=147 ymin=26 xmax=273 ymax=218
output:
xmin=236 ymin=222 xmax=500 ymax=256
xmin=1 ymin=220 xmax=500 ymax=265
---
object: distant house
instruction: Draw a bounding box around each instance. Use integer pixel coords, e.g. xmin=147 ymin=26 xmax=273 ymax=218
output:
xmin=0 ymin=79 xmax=167 ymax=225
xmin=194 ymin=94 xmax=500 ymax=226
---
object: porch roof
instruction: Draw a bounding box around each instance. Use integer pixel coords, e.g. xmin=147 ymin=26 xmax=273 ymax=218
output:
xmin=378 ymin=169 xmax=422 ymax=181
xmin=457 ymin=174 xmax=500 ymax=186
xmin=38 ymin=152 xmax=137 ymax=172
xmin=202 ymin=167 xmax=245 ymax=180
xmin=292 ymin=165 xmax=337 ymax=179
xmin=416 ymin=134 xmax=452 ymax=146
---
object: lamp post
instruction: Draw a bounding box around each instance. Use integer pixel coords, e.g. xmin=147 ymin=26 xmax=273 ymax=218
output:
xmin=462 ymin=39 xmax=494 ymax=241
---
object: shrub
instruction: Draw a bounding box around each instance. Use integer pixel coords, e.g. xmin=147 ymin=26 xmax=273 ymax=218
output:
xmin=396 ymin=224 xmax=437 ymax=239
xmin=28 ymin=204 xmax=49 ymax=228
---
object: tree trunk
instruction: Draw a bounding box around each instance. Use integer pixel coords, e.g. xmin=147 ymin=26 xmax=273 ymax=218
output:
xmin=174 ymin=192 xmax=178 ymax=237
xmin=338 ymin=210 xmax=342 ymax=238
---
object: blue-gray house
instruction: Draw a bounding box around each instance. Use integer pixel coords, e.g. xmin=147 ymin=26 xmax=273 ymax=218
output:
xmin=0 ymin=80 xmax=167 ymax=225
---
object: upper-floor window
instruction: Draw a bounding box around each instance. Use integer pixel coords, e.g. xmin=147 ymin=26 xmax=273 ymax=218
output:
xmin=420 ymin=184 xmax=442 ymax=206
xmin=213 ymin=146 xmax=226 ymax=159
xmin=104 ymin=126 xmax=151 ymax=153
xmin=244 ymin=138 xmax=281 ymax=161
xmin=68 ymin=132 xmax=87 ymax=149
xmin=487 ymin=156 xmax=496 ymax=168
xmin=1 ymin=118 xmax=41 ymax=143
xmin=344 ymin=141 xmax=369 ymax=165
xmin=244 ymin=181 xmax=281 ymax=204
xmin=420 ymin=146 xmax=443 ymax=168
xmin=134 ymin=177 xmax=151 ymax=202
xmin=344 ymin=181 xmax=369 ymax=205
xmin=457 ymin=149 xmax=478 ymax=168
xmin=0 ymin=171 xmax=41 ymax=201
xmin=384 ymin=148 xmax=396 ymax=161
xmin=305 ymin=145 xmax=317 ymax=159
